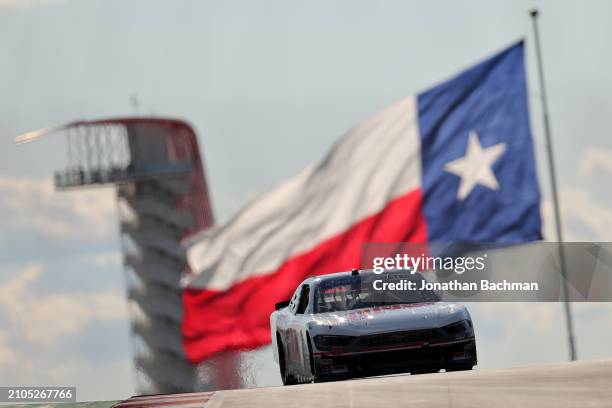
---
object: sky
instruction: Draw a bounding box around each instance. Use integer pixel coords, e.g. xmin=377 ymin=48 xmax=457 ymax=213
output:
xmin=1 ymin=0 xmax=612 ymax=402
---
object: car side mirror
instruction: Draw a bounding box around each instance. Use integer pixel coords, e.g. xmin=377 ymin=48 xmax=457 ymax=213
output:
xmin=275 ymin=300 xmax=290 ymax=310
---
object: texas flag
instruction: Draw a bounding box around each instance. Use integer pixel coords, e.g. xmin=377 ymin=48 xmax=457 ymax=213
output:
xmin=183 ymin=40 xmax=541 ymax=363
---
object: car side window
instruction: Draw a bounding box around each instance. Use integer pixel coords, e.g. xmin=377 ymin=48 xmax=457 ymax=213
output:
xmin=295 ymin=285 xmax=310 ymax=315
xmin=289 ymin=290 xmax=299 ymax=313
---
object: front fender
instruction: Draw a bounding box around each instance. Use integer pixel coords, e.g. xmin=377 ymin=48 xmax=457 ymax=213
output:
xmin=270 ymin=310 xmax=280 ymax=364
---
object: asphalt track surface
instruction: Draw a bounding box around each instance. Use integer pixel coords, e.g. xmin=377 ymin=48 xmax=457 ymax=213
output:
xmin=204 ymin=359 xmax=612 ymax=408
xmin=11 ymin=359 xmax=610 ymax=408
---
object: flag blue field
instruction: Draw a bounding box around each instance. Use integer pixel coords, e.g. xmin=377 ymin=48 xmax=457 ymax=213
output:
xmin=418 ymin=40 xmax=542 ymax=244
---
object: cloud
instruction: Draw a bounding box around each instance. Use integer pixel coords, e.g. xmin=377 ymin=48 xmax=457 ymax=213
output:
xmin=0 ymin=175 xmax=131 ymax=398
xmin=562 ymin=189 xmax=612 ymax=240
xmin=0 ymin=262 xmax=134 ymax=400
xmin=540 ymin=148 xmax=612 ymax=242
xmin=0 ymin=332 xmax=18 ymax=367
xmin=578 ymin=148 xmax=612 ymax=178
xmin=0 ymin=263 xmax=128 ymax=346
xmin=42 ymin=357 xmax=134 ymax=401
xmin=541 ymin=188 xmax=612 ymax=241
xmin=88 ymin=251 xmax=123 ymax=268
xmin=0 ymin=176 xmax=116 ymax=240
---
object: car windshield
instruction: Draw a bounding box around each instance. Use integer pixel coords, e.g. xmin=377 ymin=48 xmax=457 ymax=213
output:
xmin=313 ymin=272 xmax=439 ymax=313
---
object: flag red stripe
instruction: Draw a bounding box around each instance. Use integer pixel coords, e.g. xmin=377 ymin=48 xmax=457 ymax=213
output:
xmin=182 ymin=188 xmax=428 ymax=363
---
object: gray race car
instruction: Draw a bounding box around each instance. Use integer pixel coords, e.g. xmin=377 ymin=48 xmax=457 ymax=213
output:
xmin=270 ymin=269 xmax=477 ymax=385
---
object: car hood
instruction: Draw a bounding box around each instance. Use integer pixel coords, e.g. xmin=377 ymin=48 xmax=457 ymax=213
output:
xmin=309 ymin=302 xmax=470 ymax=335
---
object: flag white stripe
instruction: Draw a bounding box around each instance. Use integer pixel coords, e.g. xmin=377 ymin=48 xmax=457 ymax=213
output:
xmin=186 ymin=96 xmax=421 ymax=290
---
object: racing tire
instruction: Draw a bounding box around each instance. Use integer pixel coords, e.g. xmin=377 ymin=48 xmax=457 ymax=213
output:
xmin=277 ymin=335 xmax=298 ymax=386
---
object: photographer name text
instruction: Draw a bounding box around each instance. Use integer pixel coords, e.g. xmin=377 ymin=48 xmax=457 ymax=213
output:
xmin=373 ymin=279 xmax=539 ymax=292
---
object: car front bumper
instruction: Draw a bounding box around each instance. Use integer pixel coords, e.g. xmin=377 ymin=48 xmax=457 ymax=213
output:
xmin=314 ymin=337 xmax=477 ymax=379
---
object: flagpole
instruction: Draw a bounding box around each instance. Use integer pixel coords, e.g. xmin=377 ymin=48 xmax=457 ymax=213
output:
xmin=529 ymin=8 xmax=577 ymax=361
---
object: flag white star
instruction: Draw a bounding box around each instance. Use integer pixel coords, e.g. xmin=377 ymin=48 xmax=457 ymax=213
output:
xmin=444 ymin=131 xmax=507 ymax=201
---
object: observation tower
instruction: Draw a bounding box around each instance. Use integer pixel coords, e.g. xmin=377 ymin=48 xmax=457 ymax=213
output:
xmin=16 ymin=118 xmax=237 ymax=393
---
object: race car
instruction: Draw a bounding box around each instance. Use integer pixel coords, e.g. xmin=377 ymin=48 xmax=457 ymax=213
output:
xmin=270 ymin=269 xmax=477 ymax=384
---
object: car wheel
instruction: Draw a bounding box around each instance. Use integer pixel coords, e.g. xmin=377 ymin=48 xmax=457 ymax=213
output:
xmin=277 ymin=335 xmax=297 ymax=386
